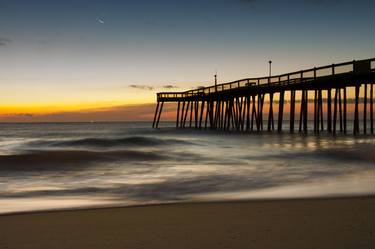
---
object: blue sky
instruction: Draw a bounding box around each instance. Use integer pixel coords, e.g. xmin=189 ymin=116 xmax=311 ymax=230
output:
xmin=0 ymin=0 xmax=374 ymax=119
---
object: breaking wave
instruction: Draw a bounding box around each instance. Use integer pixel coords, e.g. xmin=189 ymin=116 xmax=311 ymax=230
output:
xmin=27 ymin=136 xmax=194 ymax=148
xmin=1 ymin=122 xmax=375 ymax=214
xmin=0 ymin=149 xmax=168 ymax=171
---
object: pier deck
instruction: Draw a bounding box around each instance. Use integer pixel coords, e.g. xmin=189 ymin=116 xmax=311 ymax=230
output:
xmin=153 ymin=58 xmax=375 ymax=134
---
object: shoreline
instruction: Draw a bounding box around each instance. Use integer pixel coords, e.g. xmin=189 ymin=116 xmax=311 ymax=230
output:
xmin=1 ymin=194 xmax=375 ymax=217
xmin=1 ymin=195 xmax=374 ymax=249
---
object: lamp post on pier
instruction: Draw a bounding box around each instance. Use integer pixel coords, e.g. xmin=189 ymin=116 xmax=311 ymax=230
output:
xmin=214 ymin=70 xmax=217 ymax=92
xmin=269 ymin=60 xmax=272 ymax=77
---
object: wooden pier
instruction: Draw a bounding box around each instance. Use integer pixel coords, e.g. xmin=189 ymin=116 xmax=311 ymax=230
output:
xmin=153 ymin=58 xmax=375 ymax=134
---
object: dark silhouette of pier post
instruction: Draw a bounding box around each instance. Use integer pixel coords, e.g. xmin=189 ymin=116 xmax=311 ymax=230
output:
xmin=154 ymin=58 xmax=375 ymax=135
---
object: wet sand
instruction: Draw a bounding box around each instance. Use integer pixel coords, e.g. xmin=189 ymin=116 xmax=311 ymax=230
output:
xmin=0 ymin=196 xmax=374 ymax=249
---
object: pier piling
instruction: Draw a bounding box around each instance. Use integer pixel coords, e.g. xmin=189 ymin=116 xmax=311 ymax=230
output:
xmin=154 ymin=59 xmax=375 ymax=134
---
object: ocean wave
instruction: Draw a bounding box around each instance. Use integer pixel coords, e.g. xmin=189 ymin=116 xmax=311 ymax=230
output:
xmin=241 ymin=143 xmax=375 ymax=164
xmin=0 ymin=174 xmax=299 ymax=199
xmin=0 ymin=169 xmax=363 ymax=200
xmin=0 ymin=149 xmax=168 ymax=171
xmin=27 ymin=136 xmax=194 ymax=148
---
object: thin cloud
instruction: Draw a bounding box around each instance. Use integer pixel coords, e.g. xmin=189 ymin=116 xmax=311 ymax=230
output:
xmin=0 ymin=37 xmax=11 ymax=46
xmin=129 ymin=84 xmax=154 ymax=91
xmin=6 ymin=113 xmax=34 ymax=118
xmin=162 ymin=85 xmax=179 ymax=89
xmin=0 ymin=103 xmax=178 ymax=122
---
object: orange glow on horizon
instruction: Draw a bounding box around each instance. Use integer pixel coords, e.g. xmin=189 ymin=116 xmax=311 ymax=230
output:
xmin=0 ymin=101 xmax=155 ymax=115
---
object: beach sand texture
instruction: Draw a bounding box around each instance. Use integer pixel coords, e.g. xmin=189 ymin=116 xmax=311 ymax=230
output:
xmin=0 ymin=196 xmax=374 ymax=249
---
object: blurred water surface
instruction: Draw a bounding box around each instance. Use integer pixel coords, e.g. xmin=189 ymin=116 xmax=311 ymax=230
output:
xmin=0 ymin=122 xmax=374 ymax=214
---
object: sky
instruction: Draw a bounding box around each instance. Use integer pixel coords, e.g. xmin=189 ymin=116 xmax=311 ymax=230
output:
xmin=0 ymin=0 xmax=374 ymax=121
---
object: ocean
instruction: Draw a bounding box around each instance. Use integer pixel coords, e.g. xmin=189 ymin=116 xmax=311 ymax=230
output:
xmin=0 ymin=122 xmax=374 ymax=214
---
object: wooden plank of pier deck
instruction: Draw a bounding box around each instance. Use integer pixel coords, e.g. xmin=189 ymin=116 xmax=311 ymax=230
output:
xmin=155 ymin=59 xmax=375 ymax=133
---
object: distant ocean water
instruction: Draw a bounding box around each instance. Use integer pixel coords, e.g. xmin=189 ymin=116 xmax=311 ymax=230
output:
xmin=0 ymin=122 xmax=374 ymax=214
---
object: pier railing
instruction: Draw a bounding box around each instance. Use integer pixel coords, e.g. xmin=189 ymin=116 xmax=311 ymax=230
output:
xmin=157 ymin=58 xmax=375 ymax=100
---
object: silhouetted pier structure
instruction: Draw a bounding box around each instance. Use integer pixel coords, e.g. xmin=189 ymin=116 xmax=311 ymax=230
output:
xmin=153 ymin=58 xmax=375 ymax=134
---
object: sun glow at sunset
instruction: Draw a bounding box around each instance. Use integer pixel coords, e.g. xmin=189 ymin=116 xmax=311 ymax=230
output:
xmin=0 ymin=1 xmax=375 ymax=249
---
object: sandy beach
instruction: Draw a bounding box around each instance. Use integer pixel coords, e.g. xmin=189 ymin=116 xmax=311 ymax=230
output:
xmin=0 ymin=196 xmax=374 ymax=249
